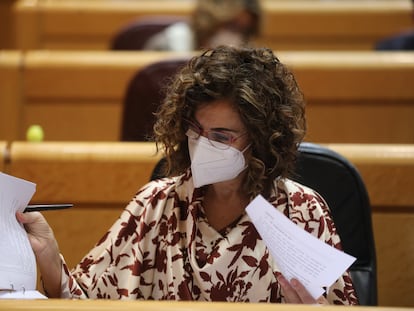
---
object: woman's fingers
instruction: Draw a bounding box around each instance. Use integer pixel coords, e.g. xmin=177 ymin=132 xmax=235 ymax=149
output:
xmin=289 ymin=278 xmax=316 ymax=304
xmin=16 ymin=210 xmax=42 ymax=227
xmin=15 ymin=211 xmax=56 ymax=254
xmin=317 ymin=296 xmax=330 ymax=305
xmin=278 ymin=275 xmax=323 ymax=304
xmin=278 ymin=274 xmax=301 ymax=303
xmin=16 ymin=210 xmax=62 ymax=297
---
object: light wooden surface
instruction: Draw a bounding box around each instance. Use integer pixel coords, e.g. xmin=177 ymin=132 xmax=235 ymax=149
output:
xmin=0 ymin=300 xmax=408 ymax=311
xmin=7 ymin=141 xmax=161 ymax=203
xmin=13 ymin=0 xmax=413 ymax=51
xmin=1 ymin=50 xmax=413 ymax=143
xmin=4 ymin=141 xmax=414 ymax=306
xmin=327 ymin=144 xmax=414 ymax=208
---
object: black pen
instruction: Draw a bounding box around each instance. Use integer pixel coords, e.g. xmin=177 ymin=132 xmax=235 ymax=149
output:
xmin=23 ymin=203 xmax=73 ymax=213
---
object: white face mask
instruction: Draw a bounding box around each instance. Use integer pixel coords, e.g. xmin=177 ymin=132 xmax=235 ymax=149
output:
xmin=188 ymin=133 xmax=249 ymax=188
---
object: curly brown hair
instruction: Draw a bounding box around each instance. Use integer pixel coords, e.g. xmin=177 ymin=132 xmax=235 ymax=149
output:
xmin=153 ymin=46 xmax=306 ymax=199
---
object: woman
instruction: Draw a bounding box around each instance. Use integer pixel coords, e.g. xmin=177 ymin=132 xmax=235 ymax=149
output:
xmin=17 ymin=46 xmax=358 ymax=304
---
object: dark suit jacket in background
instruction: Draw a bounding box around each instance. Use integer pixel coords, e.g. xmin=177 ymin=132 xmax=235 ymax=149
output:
xmin=375 ymin=30 xmax=414 ymax=50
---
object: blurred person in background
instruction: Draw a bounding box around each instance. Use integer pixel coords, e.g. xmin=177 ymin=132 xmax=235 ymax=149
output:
xmin=375 ymin=0 xmax=414 ymax=50
xmin=144 ymin=0 xmax=262 ymax=51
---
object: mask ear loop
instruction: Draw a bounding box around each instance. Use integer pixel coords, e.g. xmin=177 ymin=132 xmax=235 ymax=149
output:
xmin=242 ymin=144 xmax=251 ymax=153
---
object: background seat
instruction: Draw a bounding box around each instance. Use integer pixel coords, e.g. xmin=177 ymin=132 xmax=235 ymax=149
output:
xmin=150 ymin=142 xmax=377 ymax=305
xmin=375 ymin=30 xmax=414 ymax=50
xmin=110 ymin=16 xmax=186 ymax=50
xmin=120 ymin=58 xmax=190 ymax=141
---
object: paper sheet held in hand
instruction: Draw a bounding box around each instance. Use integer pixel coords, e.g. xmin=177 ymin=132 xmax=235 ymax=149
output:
xmin=246 ymin=195 xmax=355 ymax=299
xmin=0 ymin=172 xmax=47 ymax=299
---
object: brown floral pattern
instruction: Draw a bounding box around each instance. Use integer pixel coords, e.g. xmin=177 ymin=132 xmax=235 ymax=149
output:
xmin=60 ymin=171 xmax=358 ymax=304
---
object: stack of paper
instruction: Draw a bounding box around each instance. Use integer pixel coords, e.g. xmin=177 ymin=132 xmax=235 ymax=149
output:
xmin=0 ymin=172 xmax=46 ymax=299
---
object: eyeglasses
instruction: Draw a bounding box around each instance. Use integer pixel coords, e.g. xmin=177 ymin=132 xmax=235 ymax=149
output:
xmin=184 ymin=119 xmax=247 ymax=150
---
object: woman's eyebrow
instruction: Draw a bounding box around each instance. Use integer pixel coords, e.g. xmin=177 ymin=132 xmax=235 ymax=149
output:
xmin=210 ymin=126 xmax=241 ymax=133
xmin=193 ymin=118 xmax=243 ymax=133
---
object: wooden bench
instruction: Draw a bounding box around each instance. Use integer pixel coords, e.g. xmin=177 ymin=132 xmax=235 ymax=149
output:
xmin=0 ymin=51 xmax=22 ymax=142
xmin=4 ymin=141 xmax=162 ymax=286
xmin=3 ymin=141 xmax=414 ymax=307
xmin=0 ymin=50 xmax=189 ymax=142
xmin=1 ymin=50 xmax=413 ymax=144
xmin=327 ymin=143 xmax=414 ymax=308
xmin=0 ymin=141 xmax=8 ymax=172
xmin=0 ymin=0 xmax=17 ymax=49
xmin=13 ymin=0 xmax=413 ymax=51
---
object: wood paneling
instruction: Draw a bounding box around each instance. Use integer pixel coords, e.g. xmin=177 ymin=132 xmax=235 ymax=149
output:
xmin=2 ymin=50 xmax=413 ymax=143
xmin=0 ymin=51 xmax=23 ymax=142
xmin=13 ymin=0 xmax=413 ymax=51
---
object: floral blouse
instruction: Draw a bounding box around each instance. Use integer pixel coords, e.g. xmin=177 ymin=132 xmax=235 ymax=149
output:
xmin=60 ymin=171 xmax=358 ymax=304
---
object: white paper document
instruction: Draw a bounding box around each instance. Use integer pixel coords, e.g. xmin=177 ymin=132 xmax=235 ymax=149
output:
xmin=0 ymin=290 xmax=47 ymax=299
xmin=246 ymin=195 xmax=356 ymax=299
xmin=0 ymin=172 xmax=41 ymax=298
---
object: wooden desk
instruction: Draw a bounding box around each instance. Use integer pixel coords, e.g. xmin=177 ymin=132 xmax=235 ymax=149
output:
xmin=4 ymin=141 xmax=414 ymax=306
xmin=13 ymin=0 xmax=413 ymax=51
xmin=0 ymin=0 xmax=17 ymax=49
xmin=0 ymin=300 xmax=409 ymax=311
xmin=2 ymin=50 xmax=413 ymax=144
xmin=7 ymin=141 xmax=161 ymax=204
xmin=0 ymin=0 xmax=17 ymax=50
xmin=0 ymin=51 xmax=23 ymax=142
xmin=327 ymin=144 xmax=414 ymax=208
xmin=6 ymin=141 xmax=161 ymax=271
xmin=324 ymin=144 xmax=414 ymax=308
xmin=0 ymin=141 xmax=8 ymax=172
xmin=12 ymin=50 xmax=191 ymax=142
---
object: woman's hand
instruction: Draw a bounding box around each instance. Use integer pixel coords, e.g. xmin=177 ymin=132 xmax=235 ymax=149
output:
xmin=16 ymin=211 xmax=62 ymax=297
xmin=278 ymin=274 xmax=329 ymax=305
xmin=16 ymin=211 xmax=56 ymax=256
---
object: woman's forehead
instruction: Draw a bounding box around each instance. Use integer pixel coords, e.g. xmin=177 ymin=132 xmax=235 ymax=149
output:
xmin=194 ymin=100 xmax=244 ymax=129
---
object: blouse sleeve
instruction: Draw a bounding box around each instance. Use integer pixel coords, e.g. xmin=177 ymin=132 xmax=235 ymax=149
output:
xmin=58 ymin=179 xmax=177 ymax=299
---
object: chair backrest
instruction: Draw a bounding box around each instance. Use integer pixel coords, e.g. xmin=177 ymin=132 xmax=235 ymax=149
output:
xmin=120 ymin=58 xmax=190 ymax=141
xmin=110 ymin=16 xmax=186 ymax=50
xmin=294 ymin=142 xmax=377 ymax=305
xmin=149 ymin=142 xmax=377 ymax=305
